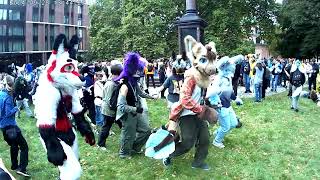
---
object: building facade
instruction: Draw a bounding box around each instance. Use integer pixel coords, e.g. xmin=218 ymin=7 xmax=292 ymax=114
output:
xmin=0 ymin=0 xmax=89 ymax=67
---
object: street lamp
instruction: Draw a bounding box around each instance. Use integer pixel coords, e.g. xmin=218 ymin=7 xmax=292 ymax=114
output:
xmin=177 ymin=0 xmax=207 ymax=53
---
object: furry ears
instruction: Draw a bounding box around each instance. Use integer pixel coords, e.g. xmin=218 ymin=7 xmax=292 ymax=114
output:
xmin=53 ymin=34 xmax=68 ymax=54
xmin=184 ymin=35 xmax=217 ymax=63
xmin=52 ymin=34 xmax=80 ymax=59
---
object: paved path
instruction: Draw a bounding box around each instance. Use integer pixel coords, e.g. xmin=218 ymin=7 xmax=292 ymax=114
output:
xmin=147 ymin=81 xmax=288 ymax=99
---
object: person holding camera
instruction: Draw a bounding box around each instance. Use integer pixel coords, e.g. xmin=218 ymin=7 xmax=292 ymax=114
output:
xmin=0 ymin=75 xmax=30 ymax=177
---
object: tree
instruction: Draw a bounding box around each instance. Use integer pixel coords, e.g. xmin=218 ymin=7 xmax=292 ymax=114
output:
xmin=277 ymin=0 xmax=320 ymax=58
xmin=89 ymin=0 xmax=278 ymax=60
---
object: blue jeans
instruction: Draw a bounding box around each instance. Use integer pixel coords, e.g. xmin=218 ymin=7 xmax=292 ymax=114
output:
xmin=254 ymin=83 xmax=262 ymax=101
xmin=95 ymin=106 xmax=104 ymax=126
xmin=214 ymin=107 xmax=238 ymax=143
xmin=272 ymin=75 xmax=279 ymax=91
xmin=243 ymin=74 xmax=251 ymax=91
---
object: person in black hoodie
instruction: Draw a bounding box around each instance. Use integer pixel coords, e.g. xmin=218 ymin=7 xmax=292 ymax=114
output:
xmin=308 ymin=59 xmax=319 ymax=91
xmin=232 ymin=63 xmax=242 ymax=96
xmin=290 ymin=60 xmax=306 ymax=112
xmin=13 ymin=76 xmax=33 ymax=118
xmin=241 ymin=57 xmax=251 ymax=93
xmin=262 ymin=62 xmax=271 ymax=99
xmin=158 ymin=64 xmax=166 ymax=98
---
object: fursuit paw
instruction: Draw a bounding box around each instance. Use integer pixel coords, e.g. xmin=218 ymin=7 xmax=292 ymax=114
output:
xmin=85 ymin=132 xmax=95 ymax=146
xmin=198 ymin=106 xmax=218 ymax=125
xmin=47 ymin=143 xmax=67 ymax=166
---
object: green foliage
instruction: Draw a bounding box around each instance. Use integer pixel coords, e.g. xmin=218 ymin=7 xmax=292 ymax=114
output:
xmin=89 ymin=0 xmax=278 ymax=60
xmin=277 ymin=0 xmax=320 ymax=58
xmin=1 ymin=93 xmax=320 ymax=179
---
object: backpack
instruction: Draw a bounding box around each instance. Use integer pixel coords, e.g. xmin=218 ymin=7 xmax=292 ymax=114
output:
xmin=109 ymin=81 xmax=122 ymax=111
xmin=291 ymin=70 xmax=303 ymax=87
xmin=147 ymin=65 xmax=153 ymax=72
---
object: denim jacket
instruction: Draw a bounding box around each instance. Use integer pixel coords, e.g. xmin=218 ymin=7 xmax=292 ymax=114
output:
xmin=0 ymin=90 xmax=18 ymax=129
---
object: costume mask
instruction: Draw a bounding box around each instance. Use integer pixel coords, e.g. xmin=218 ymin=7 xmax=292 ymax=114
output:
xmin=184 ymin=36 xmax=217 ymax=76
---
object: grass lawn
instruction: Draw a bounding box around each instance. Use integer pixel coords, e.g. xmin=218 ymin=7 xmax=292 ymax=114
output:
xmin=1 ymin=93 xmax=320 ymax=180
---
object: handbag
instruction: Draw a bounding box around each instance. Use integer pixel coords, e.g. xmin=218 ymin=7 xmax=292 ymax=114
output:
xmin=5 ymin=126 xmax=19 ymax=140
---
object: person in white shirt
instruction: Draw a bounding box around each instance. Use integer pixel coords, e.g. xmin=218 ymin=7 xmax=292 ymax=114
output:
xmin=94 ymin=71 xmax=106 ymax=130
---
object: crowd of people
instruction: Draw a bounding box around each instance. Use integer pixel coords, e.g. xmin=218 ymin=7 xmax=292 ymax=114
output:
xmin=0 ymin=45 xmax=320 ymax=178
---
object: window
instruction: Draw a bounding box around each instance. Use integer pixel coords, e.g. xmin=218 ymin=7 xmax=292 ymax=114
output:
xmin=0 ymin=25 xmax=6 ymax=36
xmin=8 ymin=10 xmax=21 ymax=20
xmin=78 ymin=28 xmax=83 ymax=38
xmin=0 ymin=0 xmax=7 ymax=4
xmin=50 ymin=25 xmax=55 ymax=49
xmin=64 ymin=3 xmax=70 ymax=24
xmin=32 ymin=6 xmax=39 ymax=21
xmin=0 ymin=9 xmax=7 ymax=20
xmin=49 ymin=0 xmax=55 ymax=23
xmin=8 ymin=40 xmax=24 ymax=51
xmin=8 ymin=25 xmax=24 ymax=36
xmin=77 ymin=5 xmax=82 ymax=14
xmin=33 ymin=24 xmax=38 ymax=36
xmin=0 ymin=41 xmax=5 ymax=52
xmin=33 ymin=24 xmax=38 ymax=50
xmin=77 ymin=5 xmax=82 ymax=26
xmin=40 ymin=4 xmax=44 ymax=21
xmin=78 ymin=28 xmax=83 ymax=50
xmin=65 ymin=26 xmax=69 ymax=39
xmin=45 ymin=25 xmax=48 ymax=50
xmin=71 ymin=4 xmax=74 ymax=24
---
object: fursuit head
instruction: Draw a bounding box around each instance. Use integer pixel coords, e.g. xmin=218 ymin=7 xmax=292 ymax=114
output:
xmin=184 ymin=35 xmax=217 ymax=88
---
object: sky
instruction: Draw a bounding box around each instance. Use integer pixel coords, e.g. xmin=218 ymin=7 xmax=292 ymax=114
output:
xmin=276 ymin=0 xmax=283 ymax=4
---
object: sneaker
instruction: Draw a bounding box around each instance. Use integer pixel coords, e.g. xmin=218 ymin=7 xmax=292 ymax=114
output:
xmin=294 ymin=109 xmax=299 ymax=112
xmin=11 ymin=165 xmax=18 ymax=171
xmin=290 ymin=106 xmax=294 ymax=110
xmin=131 ymin=149 xmax=143 ymax=155
xmin=119 ymin=153 xmax=131 ymax=159
xmin=162 ymin=157 xmax=171 ymax=167
xmin=16 ymin=169 xmax=31 ymax=177
xmin=212 ymin=141 xmax=225 ymax=149
xmin=97 ymin=145 xmax=107 ymax=151
xmin=191 ymin=162 xmax=210 ymax=171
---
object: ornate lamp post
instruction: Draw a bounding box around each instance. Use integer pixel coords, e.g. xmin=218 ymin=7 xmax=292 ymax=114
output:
xmin=177 ymin=0 xmax=207 ymax=53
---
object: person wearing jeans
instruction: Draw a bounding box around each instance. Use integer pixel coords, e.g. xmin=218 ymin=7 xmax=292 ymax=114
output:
xmin=271 ymin=60 xmax=282 ymax=92
xmin=290 ymin=60 xmax=306 ymax=112
xmin=241 ymin=58 xmax=251 ymax=93
xmin=253 ymin=61 xmax=264 ymax=102
xmin=13 ymin=76 xmax=33 ymax=118
xmin=272 ymin=74 xmax=279 ymax=92
xmin=0 ymin=75 xmax=30 ymax=177
xmin=94 ymin=71 xmax=106 ymax=131
xmin=98 ymin=64 xmax=123 ymax=149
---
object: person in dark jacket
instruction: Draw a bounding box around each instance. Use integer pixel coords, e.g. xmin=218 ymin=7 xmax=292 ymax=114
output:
xmin=232 ymin=63 xmax=242 ymax=96
xmin=262 ymin=62 xmax=271 ymax=99
xmin=81 ymin=65 xmax=96 ymax=125
xmin=308 ymin=59 xmax=319 ymax=91
xmin=241 ymin=57 xmax=251 ymax=93
xmin=0 ymin=75 xmax=30 ymax=177
xmin=13 ymin=76 xmax=33 ymax=118
xmin=158 ymin=64 xmax=166 ymax=98
xmin=290 ymin=60 xmax=306 ymax=112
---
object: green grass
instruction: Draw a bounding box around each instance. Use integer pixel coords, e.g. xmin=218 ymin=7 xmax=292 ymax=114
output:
xmin=1 ymin=93 xmax=320 ymax=180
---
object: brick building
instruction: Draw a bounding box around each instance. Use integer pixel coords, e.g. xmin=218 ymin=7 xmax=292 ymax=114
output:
xmin=0 ymin=0 xmax=89 ymax=67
